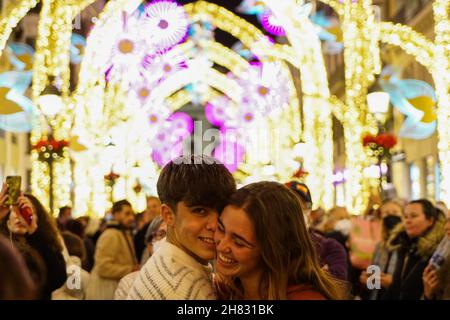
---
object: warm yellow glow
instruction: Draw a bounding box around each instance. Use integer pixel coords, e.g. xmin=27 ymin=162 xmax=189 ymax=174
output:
xmin=21 ymin=0 xmax=448 ymax=216
xmin=432 ymin=0 xmax=450 ymax=202
xmin=0 ymin=0 xmax=39 ymax=55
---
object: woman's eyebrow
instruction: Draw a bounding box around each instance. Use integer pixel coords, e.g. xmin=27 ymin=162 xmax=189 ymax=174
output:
xmin=232 ymin=233 xmax=254 ymax=248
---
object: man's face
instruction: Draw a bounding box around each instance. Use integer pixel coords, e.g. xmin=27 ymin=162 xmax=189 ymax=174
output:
xmin=163 ymin=201 xmax=218 ymax=264
xmin=147 ymin=198 xmax=161 ymax=219
xmin=114 ymin=205 xmax=135 ymax=229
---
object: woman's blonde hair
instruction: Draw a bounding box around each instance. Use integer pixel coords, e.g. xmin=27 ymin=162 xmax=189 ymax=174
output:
xmin=219 ymin=182 xmax=347 ymax=300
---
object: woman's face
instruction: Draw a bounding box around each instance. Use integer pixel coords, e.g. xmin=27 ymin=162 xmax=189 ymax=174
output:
xmin=404 ymin=203 xmax=434 ymax=238
xmin=214 ymin=205 xmax=262 ymax=279
xmin=7 ymin=206 xmax=37 ymax=235
xmin=380 ymin=202 xmax=403 ymax=218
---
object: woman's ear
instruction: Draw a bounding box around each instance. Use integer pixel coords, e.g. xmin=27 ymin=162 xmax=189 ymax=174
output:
xmin=161 ymin=204 xmax=175 ymax=227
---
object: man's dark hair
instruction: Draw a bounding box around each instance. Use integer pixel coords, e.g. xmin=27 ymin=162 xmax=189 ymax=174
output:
xmin=157 ymin=155 xmax=236 ymax=212
xmin=58 ymin=206 xmax=71 ymax=218
xmin=409 ymin=199 xmax=443 ymax=221
xmin=112 ymin=200 xmax=132 ymax=215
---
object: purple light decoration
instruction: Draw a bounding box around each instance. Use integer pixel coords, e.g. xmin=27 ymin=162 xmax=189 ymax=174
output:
xmin=143 ymin=0 xmax=189 ymax=50
xmin=167 ymin=111 xmax=193 ymax=140
xmin=205 ymin=97 xmax=231 ymax=127
xmin=213 ymin=131 xmax=245 ymax=173
xmin=151 ymin=141 xmax=183 ymax=167
xmin=259 ymin=9 xmax=286 ymax=37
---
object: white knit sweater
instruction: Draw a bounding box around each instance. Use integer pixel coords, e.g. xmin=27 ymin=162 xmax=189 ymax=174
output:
xmin=127 ymin=240 xmax=216 ymax=300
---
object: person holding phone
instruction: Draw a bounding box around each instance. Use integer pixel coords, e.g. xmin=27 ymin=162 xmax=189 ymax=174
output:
xmin=422 ymin=217 xmax=450 ymax=300
xmin=0 ymin=183 xmax=67 ymax=300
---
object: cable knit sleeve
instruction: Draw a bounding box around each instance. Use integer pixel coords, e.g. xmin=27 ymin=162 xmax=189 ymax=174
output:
xmin=95 ymin=230 xmax=134 ymax=280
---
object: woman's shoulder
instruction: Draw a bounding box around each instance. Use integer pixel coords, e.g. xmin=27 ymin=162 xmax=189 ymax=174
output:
xmin=287 ymin=284 xmax=327 ymax=300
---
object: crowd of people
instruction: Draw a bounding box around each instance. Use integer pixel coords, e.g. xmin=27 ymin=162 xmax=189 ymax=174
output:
xmin=1 ymin=154 xmax=449 ymax=300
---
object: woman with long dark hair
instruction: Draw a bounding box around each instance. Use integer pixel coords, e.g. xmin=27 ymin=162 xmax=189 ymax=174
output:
xmin=382 ymin=199 xmax=446 ymax=300
xmin=214 ymin=181 xmax=347 ymax=300
xmin=0 ymin=190 xmax=67 ymax=299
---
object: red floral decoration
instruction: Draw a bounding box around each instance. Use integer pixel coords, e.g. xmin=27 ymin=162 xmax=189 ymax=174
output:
xmin=32 ymin=137 xmax=69 ymax=163
xmin=362 ymin=132 xmax=397 ymax=160
xmin=293 ymin=167 xmax=309 ymax=179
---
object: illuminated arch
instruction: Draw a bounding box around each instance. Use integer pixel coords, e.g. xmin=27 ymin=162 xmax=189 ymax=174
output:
xmin=0 ymin=0 xmax=39 ymax=55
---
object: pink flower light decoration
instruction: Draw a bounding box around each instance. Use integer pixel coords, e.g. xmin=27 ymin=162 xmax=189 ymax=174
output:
xmin=259 ymin=9 xmax=286 ymax=37
xmin=143 ymin=0 xmax=189 ymax=50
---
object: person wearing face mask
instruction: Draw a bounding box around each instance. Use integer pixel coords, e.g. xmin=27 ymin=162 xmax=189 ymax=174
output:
xmin=114 ymin=216 xmax=167 ymax=299
xmin=0 ymin=185 xmax=67 ymax=300
xmin=86 ymin=200 xmax=139 ymax=300
xmin=382 ymin=199 xmax=446 ymax=300
xmin=359 ymin=200 xmax=403 ymax=300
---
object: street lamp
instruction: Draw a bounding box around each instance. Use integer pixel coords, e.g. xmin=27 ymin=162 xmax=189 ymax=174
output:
xmin=37 ymin=81 xmax=63 ymax=119
xmin=367 ymin=91 xmax=390 ymax=126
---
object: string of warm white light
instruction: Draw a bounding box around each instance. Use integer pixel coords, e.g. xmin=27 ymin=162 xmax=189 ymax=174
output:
xmin=379 ymin=22 xmax=434 ymax=71
xmin=432 ymin=0 xmax=450 ymax=202
xmin=0 ymin=0 xmax=39 ymax=55
xmin=0 ymin=0 xmax=444 ymax=215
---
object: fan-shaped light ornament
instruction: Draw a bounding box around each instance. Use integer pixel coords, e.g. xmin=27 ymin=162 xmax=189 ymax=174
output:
xmin=70 ymin=33 xmax=87 ymax=65
xmin=379 ymin=66 xmax=437 ymax=139
xmin=259 ymin=9 xmax=286 ymax=37
xmin=143 ymin=0 xmax=189 ymax=50
xmin=0 ymin=71 xmax=35 ymax=132
xmin=7 ymin=43 xmax=35 ymax=71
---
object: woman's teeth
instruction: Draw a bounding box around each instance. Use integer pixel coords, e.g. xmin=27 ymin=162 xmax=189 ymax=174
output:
xmin=218 ymin=253 xmax=236 ymax=264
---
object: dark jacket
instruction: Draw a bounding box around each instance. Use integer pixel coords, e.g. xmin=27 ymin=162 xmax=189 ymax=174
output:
xmin=26 ymin=232 xmax=67 ymax=299
xmin=311 ymin=231 xmax=348 ymax=281
xmin=382 ymin=214 xmax=446 ymax=300
xmin=134 ymin=222 xmax=150 ymax=264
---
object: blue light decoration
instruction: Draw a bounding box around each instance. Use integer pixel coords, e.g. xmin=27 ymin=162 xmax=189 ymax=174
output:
xmin=231 ymin=41 xmax=256 ymax=61
xmin=309 ymin=11 xmax=344 ymax=55
xmin=0 ymin=71 xmax=37 ymax=132
xmin=379 ymin=66 xmax=437 ymax=139
xmin=70 ymin=33 xmax=87 ymax=64
xmin=236 ymin=0 xmax=266 ymax=16
xmin=7 ymin=42 xmax=35 ymax=70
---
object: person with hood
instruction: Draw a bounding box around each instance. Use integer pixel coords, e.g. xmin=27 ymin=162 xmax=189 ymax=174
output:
xmin=382 ymin=199 xmax=446 ymax=300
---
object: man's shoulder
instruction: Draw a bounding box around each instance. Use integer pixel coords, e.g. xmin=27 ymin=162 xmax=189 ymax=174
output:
xmin=130 ymin=251 xmax=214 ymax=300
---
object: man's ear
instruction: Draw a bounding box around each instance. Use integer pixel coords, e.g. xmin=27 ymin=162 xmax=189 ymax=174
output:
xmin=161 ymin=204 xmax=175 ymax=227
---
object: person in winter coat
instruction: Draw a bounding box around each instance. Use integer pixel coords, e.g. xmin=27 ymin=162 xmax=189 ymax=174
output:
xmin=86 ymin=200 xmax=138 ymax=300
xmin=359 ymin=200 xmax=403 ymax=299
xmin=0 ymin=187 xmax=67 ymax=300
xmin=382 ymin=199 xmax=446 ymax=300
xmin=422 ymin=217 xmax=450 ymax=300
